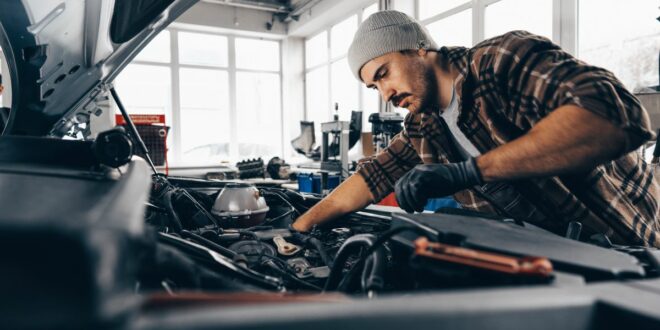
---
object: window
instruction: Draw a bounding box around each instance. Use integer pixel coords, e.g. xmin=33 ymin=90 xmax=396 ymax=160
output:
xmin=235 ymin=38 xmax=280 ymax=71
xmin=425 ymin=8 xmax=473 ymax=47
xmin=305 ymin=66 xmax=329 ymax=137
xmin=304 ymin=3 xmax=379 ymax=139
xmin=179 ymin=68 xmax=230 ymax=163
xmin=331 ymin=15 xmax=358 ymax=59
xmin=330 ymin=58 xmax=359 ymax=120
xmin=305 ymin=31 xmax=328 ymax=69
xmin=114 ymin=65 xmax=172 ymax=120
xmin=178 ymin=32 xmax=228 ymax=67
xmin=135 ymin=31 xmax=171 ymax=63
xmin=485 ymin=0 xmax=552 ymax=40
xmin=362 ymin=3 xmax=378 ymax=21
xmin=578 ymin=0 xmax=660 ymax=90
xmin=236 ymin=72 xmax=282 ymax=159
xmin=116 ymin=30 xmax=282 ymax=166
xmin=418 ymin=0 xmax=469 ymax=21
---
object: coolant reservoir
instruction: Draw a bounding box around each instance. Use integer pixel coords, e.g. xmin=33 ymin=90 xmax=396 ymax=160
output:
xmin=211 ymin=183 xmax=269 ymax=228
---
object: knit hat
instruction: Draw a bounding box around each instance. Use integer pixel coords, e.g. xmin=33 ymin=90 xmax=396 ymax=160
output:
xmin=347 ymin=10 xmax=438 ymax=81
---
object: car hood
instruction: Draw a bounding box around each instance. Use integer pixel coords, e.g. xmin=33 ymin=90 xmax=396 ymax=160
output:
xmin=0 ymin=0 xmax=197 ymax=136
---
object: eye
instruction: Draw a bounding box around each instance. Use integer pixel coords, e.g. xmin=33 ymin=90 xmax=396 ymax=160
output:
xmin=376 ymin=69 xmax=388 ymax=80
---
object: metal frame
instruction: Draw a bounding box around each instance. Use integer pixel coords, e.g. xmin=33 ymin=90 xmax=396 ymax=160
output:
xmin=127 ymin=27 xmax=283 ymax=165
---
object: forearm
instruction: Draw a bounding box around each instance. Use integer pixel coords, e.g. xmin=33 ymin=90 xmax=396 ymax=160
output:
xmin=292 ymin=172 xmax=375 ymax=231
xmin=477 ymin=105 xmax=627 ymax=182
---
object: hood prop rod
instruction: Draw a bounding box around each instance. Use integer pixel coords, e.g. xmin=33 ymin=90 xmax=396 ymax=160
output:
xmin=109 ymin=86 xmax=159 ymax=175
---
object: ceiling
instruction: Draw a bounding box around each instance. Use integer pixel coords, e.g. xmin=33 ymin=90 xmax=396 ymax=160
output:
xmin=201 ymin=0 xmax=322 ymax=21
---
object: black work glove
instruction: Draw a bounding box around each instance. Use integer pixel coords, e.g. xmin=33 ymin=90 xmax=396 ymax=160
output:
xmin=395 ymin=158 xmax=483 ymax=213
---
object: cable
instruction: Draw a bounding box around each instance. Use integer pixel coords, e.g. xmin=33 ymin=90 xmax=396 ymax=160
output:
xmin=163 ymin=189 xmax=183 ymax=233
xmin=180 ymin=230 xmax=237 ymax=258
xmin=308 ymin=237 xmax=333 ymax=268
xmin=261 ymin=189 xmax=305 ymax=215
xmin=324 ymin=234 xmax=379 ymax=291
xmin=265 ymin=209 xmax=296 ymax=224
xmin=327 ymin=226 xmax=430 ymax=292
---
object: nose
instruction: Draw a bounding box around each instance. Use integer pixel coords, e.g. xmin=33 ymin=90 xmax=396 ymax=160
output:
xmin=379 ymin=82 xmax=396 ymax=104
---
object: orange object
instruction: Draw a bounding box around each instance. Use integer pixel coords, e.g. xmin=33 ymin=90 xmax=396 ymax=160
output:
xmin=378 ymin=192 xmax=398 ymax=207
xmin=115 ymin=114 xmax=169 ymax=175
xmin=115 ymin=114 xmax=166 ymax=125
xmin=413 ymin=237 xmax=553 ymax=277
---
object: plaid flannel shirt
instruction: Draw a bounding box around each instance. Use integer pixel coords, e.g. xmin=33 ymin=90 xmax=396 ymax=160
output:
xmin=357 ymin=31 xmax=659 ymax=247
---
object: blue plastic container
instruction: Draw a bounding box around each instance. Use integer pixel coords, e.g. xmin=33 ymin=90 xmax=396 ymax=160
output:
xmin=297 ymin=173 xmax=340 ymax=193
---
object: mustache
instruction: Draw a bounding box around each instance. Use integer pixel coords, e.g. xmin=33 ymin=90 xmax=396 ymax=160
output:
xmin=390 ymin=93 xmax=411 ymax=107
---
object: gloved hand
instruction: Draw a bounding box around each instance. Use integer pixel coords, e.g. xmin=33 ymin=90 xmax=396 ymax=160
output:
xmin=395 ymin=158 xmax=483 ymax=213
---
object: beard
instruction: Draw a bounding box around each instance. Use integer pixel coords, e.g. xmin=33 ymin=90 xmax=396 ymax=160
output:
xmin=402 ymin=59 xmax=439 ymax=114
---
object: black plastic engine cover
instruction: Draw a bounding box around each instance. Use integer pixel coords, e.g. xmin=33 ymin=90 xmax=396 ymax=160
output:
xmin=0 ymin=137 xmax=151 ymax=328
xmin=391 ymin=213 xmax=645 ymax=280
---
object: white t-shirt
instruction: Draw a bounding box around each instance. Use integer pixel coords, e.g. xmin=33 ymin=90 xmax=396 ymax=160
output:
xmin=439 ymin=87 xmax=481 ymax=160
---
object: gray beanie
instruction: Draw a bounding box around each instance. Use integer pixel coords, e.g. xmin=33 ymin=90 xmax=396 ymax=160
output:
xmin=347 ymin=10 xmax=438 ymax=81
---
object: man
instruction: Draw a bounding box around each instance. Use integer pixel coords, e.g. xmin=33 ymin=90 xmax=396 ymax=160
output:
xmin=292 ymin=11 xmax=659 ymax=247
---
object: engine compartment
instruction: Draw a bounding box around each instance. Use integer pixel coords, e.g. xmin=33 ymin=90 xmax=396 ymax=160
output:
xmin=141 ymin=176 xmax=392 ymax=294
xmin=138 ymin=174 xmax=660 ymax=297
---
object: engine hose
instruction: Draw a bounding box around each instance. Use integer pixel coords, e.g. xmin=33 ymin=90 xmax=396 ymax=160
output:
xmin=163 ymin=189 xmax=183 ymax=233
xmin=324 ymin=234 xmax=385 ymax=292
xmin=360 ymin=246 xmax=387 ymax=293
xmin=307 ymin=237 xmax=333 ymax=268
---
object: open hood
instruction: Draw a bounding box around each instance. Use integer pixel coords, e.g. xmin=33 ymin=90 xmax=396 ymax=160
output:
xmin=0 ymin=0 xmax=198 ymax=136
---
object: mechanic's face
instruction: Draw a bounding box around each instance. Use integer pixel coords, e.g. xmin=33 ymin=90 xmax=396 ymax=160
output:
xmin=360 ymin=50 xmax=438 ymax=114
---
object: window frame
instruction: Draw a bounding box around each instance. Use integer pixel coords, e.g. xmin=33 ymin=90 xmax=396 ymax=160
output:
xmin=125 ymin=27 xmax=284 ymax=166
xmin=415 ymin=0 xmax=573 ymax=51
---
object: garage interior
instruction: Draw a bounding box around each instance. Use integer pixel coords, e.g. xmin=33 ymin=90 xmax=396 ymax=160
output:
xmin=0 ymin=0 xmax=659 ymax=329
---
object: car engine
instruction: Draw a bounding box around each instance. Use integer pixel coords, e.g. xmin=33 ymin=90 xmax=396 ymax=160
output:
xmin=137 ymin=174 xmax=660 ymax=297
xmin=141 ymin=175 xmax=393 ymax=294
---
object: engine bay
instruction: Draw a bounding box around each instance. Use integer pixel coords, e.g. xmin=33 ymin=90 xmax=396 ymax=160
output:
xmin=138 ymin=174 xmax=660 ymax=297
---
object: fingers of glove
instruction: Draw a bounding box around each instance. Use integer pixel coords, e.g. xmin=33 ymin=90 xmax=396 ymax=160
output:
xmin=403 ymin=182 xmax=424 ymax=213
xmin=395 ymin=179 xmax=415 ymax=213
xmin=407 ymin=184 xmax=426 ymax=213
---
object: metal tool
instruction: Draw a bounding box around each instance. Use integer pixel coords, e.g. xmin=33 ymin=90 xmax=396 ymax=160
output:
xmin=273 ymin=235 xmax=302 ymax=256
